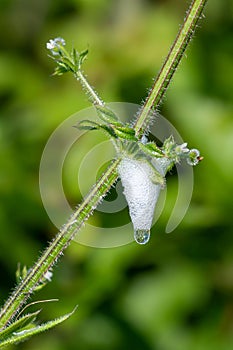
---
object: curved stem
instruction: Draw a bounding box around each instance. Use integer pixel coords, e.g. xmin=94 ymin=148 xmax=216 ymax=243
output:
xmin=0 ymin=159 xmax=120 ymax=329
xmin=134 ymin=0 xmax=207 ymax=137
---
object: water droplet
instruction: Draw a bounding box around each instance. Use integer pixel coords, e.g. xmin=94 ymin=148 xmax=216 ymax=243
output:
xmin=134 ymin=229 xmax=150 ymax=245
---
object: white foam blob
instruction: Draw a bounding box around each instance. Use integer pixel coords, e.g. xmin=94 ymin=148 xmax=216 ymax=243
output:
xmin=118 ymin=157 xmax=170 ymax=244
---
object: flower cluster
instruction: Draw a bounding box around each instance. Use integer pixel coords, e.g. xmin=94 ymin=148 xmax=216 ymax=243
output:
xmin=162 ymin=137 xmax=202 ymax=166
xmin=46 ymin=37 xmax=88 ymax=76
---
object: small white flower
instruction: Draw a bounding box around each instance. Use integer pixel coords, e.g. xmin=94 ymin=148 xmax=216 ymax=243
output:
xmin=187 ymin=148 xmax=200 ymax=166
xmin=175 ymin=142 xmax=189 ymax=154
xmin=140 ymin=135 xmax=148 ymax=144
xmin=180 ymin=142 xmax=189 ymax=153
xmin=44 ymin=270 xmax=53 ymax=282
xmin=46 ymin=40 xmax=56 ymax=50
xmin=46 ymin=37 xmax=66 ymax=55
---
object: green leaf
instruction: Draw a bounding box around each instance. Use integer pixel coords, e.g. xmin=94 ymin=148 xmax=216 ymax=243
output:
xmin=113 ymin=126 xmax=137 ymax=141
xmin=162 ymin=135 xmax=175 ymax=154
xmin=16 ymin=264 xmax=28 ymax=284
xmin=61 ymin=57 xmax=76 ymax=72
xmin=0 ymin=310 xmax=41 ymax=341
xmin=77 ymin=120 xmax=100 ymax=130
xmin=53 ymin=65 xmax=70 ymax=76
xmin=78 ymin=49 xmax=89 ymax=67
xmin=138 ymin=142 xmax=164 ymax=157
xmin=98 ymin=125 xmax=117 ymax=138
xmin=146 ymin=162 xmax=165 ymax=186
xmin=0 ymin=307 xmax=77 ymax=348
xmin=72 ymin=48 xmax=79 ymax=67
xmin=33 ymin=282 xmax=47 ymax=292
xmin=96 ymin=105 xmax=122 ymax=126
xmin=77 ymin=120 xmax=116 ymax=138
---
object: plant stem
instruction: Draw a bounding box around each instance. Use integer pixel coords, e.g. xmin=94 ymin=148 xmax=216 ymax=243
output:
xmin=0 ymin=159 xmax=120 ymax=329
xmin=134 ymin=0 xmax=207 ymax=137
xmin=0 ymin=0 xmax=207 ymax=330
xmin=75 ymin=70 xmax=104 ymax=106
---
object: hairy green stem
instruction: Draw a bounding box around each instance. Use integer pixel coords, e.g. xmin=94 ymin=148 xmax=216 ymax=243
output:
xmin=0 ymin=159 xmax=120 ymax=329
xmin=0 ymin=0 xmax=207 ymax=330
xmin=134 ymin=0 xmax=207 ymax=137
xmin=75 ymin=70 xmax=104 ymax=106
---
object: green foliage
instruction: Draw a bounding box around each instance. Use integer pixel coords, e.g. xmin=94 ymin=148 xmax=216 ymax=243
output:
xmin=0 ymin=310 xmax=41 ymax=343
xmin=47 ymin=37 xmax=89 ymax=76
xmin=138 ymin=142 xmax=164 ymax=158
xmin=0 ymin=308 xmax=76 ymax=348
xmin=0 ymin=261 xmax=75 ymax=347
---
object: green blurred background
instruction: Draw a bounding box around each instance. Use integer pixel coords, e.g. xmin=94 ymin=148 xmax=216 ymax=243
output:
xmin=0 ymin=0 xmax=233 ymax=349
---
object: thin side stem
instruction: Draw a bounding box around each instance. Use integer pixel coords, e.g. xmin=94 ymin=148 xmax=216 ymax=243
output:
xmin=0 ymin=159 xmax=120 ymax=329
xmin=75 ymin=70 xmax=104 ymax=106
xmin=134 ymin=0 xmax=207 ymax=137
